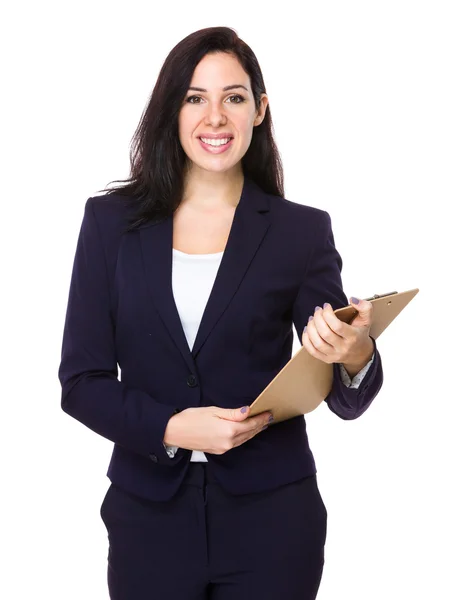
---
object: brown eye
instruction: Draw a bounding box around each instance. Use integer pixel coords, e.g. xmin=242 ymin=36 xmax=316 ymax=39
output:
xmin=227 ymin=94 xmax=245 ymax=103
xmin=186 ymin=94 xmax=245 ymax=104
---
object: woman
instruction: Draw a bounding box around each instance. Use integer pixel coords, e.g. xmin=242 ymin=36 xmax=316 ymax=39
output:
xmin=58 ymin=26 xmax=383 ymax=600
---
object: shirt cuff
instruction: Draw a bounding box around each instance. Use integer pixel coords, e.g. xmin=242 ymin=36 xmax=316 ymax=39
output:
xmin=339 ymin=352 xmax=375 ymax=389
xmin=162 ymin=442 xmax=179 ymax=458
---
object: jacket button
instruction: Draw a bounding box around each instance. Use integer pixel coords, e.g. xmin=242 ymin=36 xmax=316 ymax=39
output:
xmin=187 ymin=374 xmax=198 ymax=387
xmin=149 ymin=453 xmax=158 ymax=462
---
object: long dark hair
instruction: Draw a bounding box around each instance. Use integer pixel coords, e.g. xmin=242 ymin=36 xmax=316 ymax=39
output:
xmin=98 ymin=26 xmax=284 ymax=231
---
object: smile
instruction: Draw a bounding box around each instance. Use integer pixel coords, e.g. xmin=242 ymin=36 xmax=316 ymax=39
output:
xmin=198 ymin=137 xmax=234 ymax=154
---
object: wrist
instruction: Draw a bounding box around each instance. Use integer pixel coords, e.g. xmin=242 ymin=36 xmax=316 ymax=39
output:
xmin=342 ymin=338 xmax=374 ymax=378
xmin=163 ymin=411 xmax=181 ymax=446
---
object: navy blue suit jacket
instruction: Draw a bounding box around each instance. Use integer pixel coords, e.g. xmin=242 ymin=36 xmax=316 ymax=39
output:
xmin=58 ymin=176 xmax=383 ymax=501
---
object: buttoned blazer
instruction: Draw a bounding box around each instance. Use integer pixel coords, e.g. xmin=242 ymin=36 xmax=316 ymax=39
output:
xmin=58 ymin=176 xmax=383 ymax=501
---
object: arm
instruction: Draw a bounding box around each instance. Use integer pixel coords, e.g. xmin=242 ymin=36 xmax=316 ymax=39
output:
xmin=292 ymin=211 xmax=384 ymax=419
xmin=58 ymin=198 xmax=187 ymax=466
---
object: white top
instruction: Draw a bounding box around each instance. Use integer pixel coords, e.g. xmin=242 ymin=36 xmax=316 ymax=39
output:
xmin=164 ymin=248 xmax=374 ymax=461
xmin=169 ymin=248 xmax=225 ymax=462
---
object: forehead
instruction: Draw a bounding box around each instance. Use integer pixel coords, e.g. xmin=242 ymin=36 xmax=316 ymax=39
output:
xmin=190 ymin=53 xmax=251 ymax=89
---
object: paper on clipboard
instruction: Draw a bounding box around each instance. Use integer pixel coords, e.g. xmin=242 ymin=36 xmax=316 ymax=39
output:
xmin=248 ymin=287 xmax=419 ymax=424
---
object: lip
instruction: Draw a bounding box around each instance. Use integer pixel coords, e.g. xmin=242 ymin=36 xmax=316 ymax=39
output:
xmin=198 ymin=137 xmax=234 ymax=154
xmin=198 ymin=133 xmax=234 ymax=140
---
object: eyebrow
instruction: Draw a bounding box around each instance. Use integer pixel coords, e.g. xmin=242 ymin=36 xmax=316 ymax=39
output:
xmin=187 ymin=84 xmax=249 ymax=92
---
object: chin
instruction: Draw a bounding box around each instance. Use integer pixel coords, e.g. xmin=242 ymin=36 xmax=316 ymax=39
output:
xmin=192 ymin=157 xmax=238 ymax=172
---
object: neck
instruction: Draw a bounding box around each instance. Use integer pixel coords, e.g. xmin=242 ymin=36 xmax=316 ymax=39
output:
xmin=181 ymin=164 xmax=244 ymax=210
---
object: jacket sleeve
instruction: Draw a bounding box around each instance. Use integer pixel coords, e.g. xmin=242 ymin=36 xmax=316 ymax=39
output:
xmin=58 ymin=198 xmax=187 ymax=466
xmin=292 ymin=210 xmax=384 ymax=420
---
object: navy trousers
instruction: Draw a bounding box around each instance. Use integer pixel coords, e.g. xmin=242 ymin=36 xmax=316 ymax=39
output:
xmin=100 ymin=462 xmax=327 ymax=599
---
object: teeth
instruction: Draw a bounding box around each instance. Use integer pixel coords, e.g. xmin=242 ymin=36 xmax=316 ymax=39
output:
xmin=200 ymin=137 xmax=231 ymax=146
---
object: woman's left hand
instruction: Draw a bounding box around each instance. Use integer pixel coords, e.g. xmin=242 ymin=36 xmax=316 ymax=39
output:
xmin=302 ymin=297 xmax=374 ymax=366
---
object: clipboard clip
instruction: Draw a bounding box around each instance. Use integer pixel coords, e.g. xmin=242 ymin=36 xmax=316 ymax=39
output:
xmin=364 ymin=291 xmax=398 ymax=301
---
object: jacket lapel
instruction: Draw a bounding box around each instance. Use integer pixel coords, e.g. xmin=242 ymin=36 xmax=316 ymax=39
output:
xmin=139 ymin=176 xmax=271 ymax=369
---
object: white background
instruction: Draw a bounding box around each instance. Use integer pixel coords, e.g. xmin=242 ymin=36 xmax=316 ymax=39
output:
xmin=2 ymin=1 xmax=468 ymax=598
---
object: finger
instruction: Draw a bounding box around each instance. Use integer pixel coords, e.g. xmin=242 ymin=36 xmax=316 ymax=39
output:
xmin=233 ymin=423 xmax=265 ymax=447
xmin=243 ymin=413 xmax=271 ymax=432
xmin=302 ymin=324 xmax=329 ymax=361
xmin=312 ymin=307 xmax=340 ymax=347
xmin=234 ymin=430 xmax=259 ymax=448
xmin=232 ymin=413 xmax=273 ymax=447
xmin=321 ymin=303 xmax=347 ymax=337
xmin=351 ymin=297 xmax=372 ymax=309
xmin=308 ymin=311 xmax=337 ymax=356
xmin=350 ymin=297 xmax=374 ymax=325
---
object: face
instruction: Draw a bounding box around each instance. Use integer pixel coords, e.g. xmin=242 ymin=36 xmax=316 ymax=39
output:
xmin=178 ymin=52 xmax=268 ymax=175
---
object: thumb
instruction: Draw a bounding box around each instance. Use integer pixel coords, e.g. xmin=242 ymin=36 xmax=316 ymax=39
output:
xmin=349 ymin=296 xmax=373 ymax=328
xmin=214 ymin=405 xmax=250 ymax=421
xmin=231 ymin=405 xmax=250 ymax=420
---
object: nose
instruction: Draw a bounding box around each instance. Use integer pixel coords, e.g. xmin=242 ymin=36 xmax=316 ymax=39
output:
xmin=204 ymin=102 xmax=227 ymax=127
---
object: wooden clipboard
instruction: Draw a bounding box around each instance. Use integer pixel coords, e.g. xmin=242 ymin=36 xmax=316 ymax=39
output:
xmin=248 ymin=288 xmax=419 ymax=424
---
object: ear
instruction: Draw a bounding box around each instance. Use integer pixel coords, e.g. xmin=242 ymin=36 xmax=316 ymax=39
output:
xmin=254 ymin=94 xmax=269 ymax=126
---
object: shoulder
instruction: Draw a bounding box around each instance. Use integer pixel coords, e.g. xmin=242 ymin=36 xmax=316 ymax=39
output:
xmin=267 ymin=192 xmax=332 ymax=234
xmin=84 ymin=192 xmax=138 ymax=237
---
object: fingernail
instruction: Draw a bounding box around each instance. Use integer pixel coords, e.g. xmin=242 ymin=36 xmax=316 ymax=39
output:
xmin=303 ymin=326 xmax=307 ymax=333
xmin=351 ymin=297 xmax=360 ymax=304
xmin=308 ymin=315 xmax=313 ymax=322
xmin=262 ymin=425 xmax=268 ymax=430
xmin=315 ymin=305 xmax=321 ymax=312
xmin=323 ymin=302 xmax=330 ymax=309
xmin=269 ymin=414 xmax=274 ymax=422
xmin=241 ymin=406 xmax=248 ymax=413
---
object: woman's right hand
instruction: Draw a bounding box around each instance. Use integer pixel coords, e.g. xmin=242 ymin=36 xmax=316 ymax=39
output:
xmin=163 ymin=405 xmax=274 ymax=455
